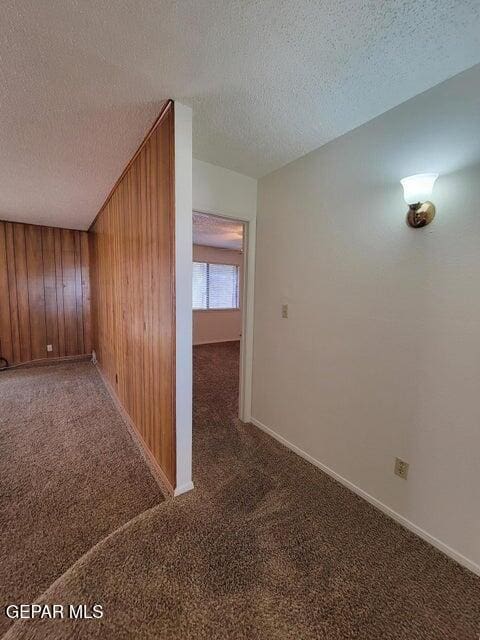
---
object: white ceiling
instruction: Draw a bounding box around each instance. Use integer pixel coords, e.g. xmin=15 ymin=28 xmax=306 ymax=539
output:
xmin=1 ymin=0 xmax=480 ymax=229
xmin=193 ymin=213 xmax=243 ymax=251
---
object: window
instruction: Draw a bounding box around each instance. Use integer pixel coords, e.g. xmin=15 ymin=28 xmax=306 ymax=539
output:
xmin=192 ymin=262 xmax=240 ymax=310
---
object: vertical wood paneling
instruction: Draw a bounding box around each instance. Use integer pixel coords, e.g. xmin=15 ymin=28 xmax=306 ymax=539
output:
xmin=25 ymin=225 xmax=47 ymax=360
xmin=90 ymin=102 xmax=176 ymax=488
xmin=0 ymin=221 xmax=91 ymax=365
xmin=5 ymin=223 xmax=21 ymax=363
xmin=0 ymin=222 xmax=13 ymax=364
xmin=74 ymin=231 xmax=85 ymax=355
xmin=14 ymin=224 xmax=32 ymax=363
xmin=41 ymin=227 xmax=60 ymax=358
xmin=54 ymin=227 xmax=66 ymax=356
xmin=61 ymin=229 xmax=79 ymax=356
xmin=80 ymin=233 xmax=92 ymax=355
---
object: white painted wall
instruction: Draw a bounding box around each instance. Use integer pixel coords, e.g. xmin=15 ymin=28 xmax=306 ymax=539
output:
xmin=193 ymin=245 xmax=243 ymax=345
xmin=193 ymin=159 xmax=257 ymax=420
xmin=174 ymin=102 xmax=193 ymax=496
xmin=252 ymin=66 xmax=480 ymax=574
xmin=193 ymin=159 xmax=258 ymax=220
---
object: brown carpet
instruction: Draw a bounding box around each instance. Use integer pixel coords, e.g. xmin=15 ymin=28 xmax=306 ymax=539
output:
xmin=2 ymin=343 xmax=480 ymax=639
xmin=0 ymin=361 xmax=164 ymax=636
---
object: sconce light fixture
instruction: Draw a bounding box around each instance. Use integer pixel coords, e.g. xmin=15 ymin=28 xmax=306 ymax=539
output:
xmin=401 ymin=173 xmax=438 ymax=228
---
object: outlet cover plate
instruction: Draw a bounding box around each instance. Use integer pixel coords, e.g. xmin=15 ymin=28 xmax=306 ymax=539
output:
xmin=394 ymin=457 xmax=409 ymax=480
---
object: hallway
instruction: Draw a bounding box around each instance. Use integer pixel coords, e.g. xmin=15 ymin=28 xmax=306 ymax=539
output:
xmin=1 ymin=353 xmax=479 ymax=639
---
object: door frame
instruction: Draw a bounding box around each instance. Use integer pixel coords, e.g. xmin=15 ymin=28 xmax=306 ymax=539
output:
xmin=193 ymin=209 xmax=255 ymax=422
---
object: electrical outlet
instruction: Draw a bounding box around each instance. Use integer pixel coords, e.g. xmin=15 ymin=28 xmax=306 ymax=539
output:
xmin=46 ymin=344 xmax=53 ymax=352
xmin=394 ymin=457 xmax=409 ymax=480
xmin=281 ymin=304 xmax=288 ymax=319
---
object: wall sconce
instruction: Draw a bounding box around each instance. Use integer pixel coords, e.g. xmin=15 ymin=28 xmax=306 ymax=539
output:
xmin=401 ymin=173 xmax=438 ymax=228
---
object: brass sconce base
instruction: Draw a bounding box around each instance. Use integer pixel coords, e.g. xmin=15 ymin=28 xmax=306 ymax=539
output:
xmin=406 ymin=201 xmax=436 ymax=228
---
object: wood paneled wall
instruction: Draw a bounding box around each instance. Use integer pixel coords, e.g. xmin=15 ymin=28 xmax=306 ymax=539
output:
xmin=89 ymin=101 xmax=176 ymax=488
xmin=0 ymin=221 xmax=91 ymax=365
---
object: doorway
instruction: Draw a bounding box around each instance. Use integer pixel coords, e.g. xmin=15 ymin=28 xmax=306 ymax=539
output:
xmin=191 ymin=212 xmax=248 ymax=425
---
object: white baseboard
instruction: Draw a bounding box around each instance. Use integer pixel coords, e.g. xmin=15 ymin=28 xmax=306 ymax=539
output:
xmin=250 ymin=417 xmax=479 ymax=577
xmin=174 ymin=481 xmax=195 ymax=496
xmin=193 ymin=338 xmax=241 ymax=346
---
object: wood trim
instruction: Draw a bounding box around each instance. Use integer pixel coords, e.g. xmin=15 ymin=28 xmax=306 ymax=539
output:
xmin=88 ymin=100 xmax=171 ymax=232
xmin=169 ymin=102 xmax=177 ymax=487
xmin=94 ymin=360 xmax=174 ymax=497
xmin=1 ymin=354 xmax=91 ymax=370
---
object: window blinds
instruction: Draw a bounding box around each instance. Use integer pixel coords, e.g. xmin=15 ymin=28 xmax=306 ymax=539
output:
xmin=192 ymin=262 xmax=239 ymax=310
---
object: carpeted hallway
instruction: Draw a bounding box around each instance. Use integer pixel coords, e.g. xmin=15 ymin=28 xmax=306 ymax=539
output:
xmin=1 ymin=345 xmax=479 ymax=639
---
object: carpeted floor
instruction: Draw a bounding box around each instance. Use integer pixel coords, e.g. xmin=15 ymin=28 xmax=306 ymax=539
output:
xmin=0 ymin=361 xmax=164 ymax=636
xmin=1 ymin=343 xmax=479 ymax=639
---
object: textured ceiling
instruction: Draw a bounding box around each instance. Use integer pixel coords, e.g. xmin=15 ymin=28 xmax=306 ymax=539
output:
xmin=193 ymin=212 xmax=244 ymax=250
xmin=1 ymin=0 xmax=480 ymax=229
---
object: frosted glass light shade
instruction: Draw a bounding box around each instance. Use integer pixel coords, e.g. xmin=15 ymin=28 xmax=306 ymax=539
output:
xmin=401 ymin=173 xmax=438 ymax=205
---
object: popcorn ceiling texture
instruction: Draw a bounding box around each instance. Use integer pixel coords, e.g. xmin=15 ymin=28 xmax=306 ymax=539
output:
xmin=193 ymin=212 xmax=244 ymax=250
xmin=1 ymin=0 xmax=480 ymax=228
xmin=2 ymin=346 xmax=479 ymax=639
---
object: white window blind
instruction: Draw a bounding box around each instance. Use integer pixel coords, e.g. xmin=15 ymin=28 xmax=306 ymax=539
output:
xmin=192 ymin=262 xmax=239 ymax=310
xmin=192 ymin=262 xmax=207 ymax=309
